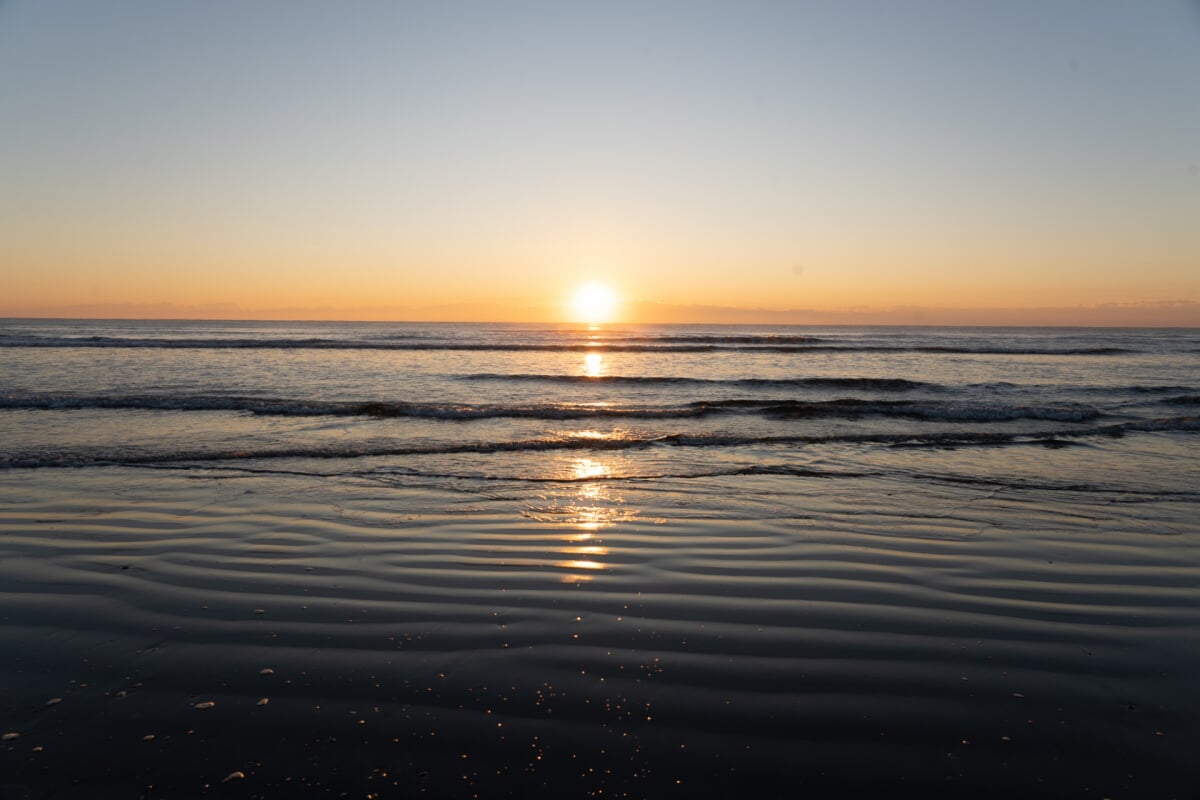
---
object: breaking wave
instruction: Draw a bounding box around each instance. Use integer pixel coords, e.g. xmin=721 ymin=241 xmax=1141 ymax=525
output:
xmin=461 ymin=374 xmax=939 ymax=391
xmin=4 ymin=416 xmax=1196 ymax=470
xmin=2 ymin=392 xmax=1104 ymax=423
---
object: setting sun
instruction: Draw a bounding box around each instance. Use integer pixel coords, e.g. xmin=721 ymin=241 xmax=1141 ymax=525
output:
xmin=569 ymin=282 xmax=619 ymax=324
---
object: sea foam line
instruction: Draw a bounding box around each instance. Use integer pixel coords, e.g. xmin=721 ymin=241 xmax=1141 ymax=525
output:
xmin=461 ymin=374 xmax=939 ymax=391
xmin=3 ymin=416 xmax=1196 ymax=470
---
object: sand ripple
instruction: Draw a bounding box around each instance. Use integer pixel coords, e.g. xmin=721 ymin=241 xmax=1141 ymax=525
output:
xmin=1 ymin=468 xmax=1198 ymax=797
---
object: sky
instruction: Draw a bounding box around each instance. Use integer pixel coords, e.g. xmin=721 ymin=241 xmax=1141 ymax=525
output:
xmin=2 ymin=0 xmax=1198 ymax=325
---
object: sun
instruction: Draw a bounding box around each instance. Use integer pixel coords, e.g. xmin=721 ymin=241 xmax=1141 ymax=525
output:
xmin=569 ymin=282 xmax=619 ymax=325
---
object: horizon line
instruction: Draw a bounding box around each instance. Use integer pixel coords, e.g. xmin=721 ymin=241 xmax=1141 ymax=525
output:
xmin=3 ymin=298 xmax=1199 ymax=328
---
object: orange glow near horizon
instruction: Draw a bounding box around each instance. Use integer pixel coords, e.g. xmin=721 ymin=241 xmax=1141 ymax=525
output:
xmin=2 ymin=5 xmax=1197 ymax=328
xmin=5 ymin=263 xmax=1198 ymax=325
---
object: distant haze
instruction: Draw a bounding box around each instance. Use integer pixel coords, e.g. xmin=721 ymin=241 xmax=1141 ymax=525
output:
xmin=9 ymin=299 xmax=1197 ymax=328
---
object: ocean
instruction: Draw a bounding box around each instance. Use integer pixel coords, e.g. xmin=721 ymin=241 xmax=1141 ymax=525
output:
xmin=1 ymin=319 xmax=1198 ymax=798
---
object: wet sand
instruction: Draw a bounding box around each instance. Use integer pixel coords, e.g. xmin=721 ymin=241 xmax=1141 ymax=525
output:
xmin=2 ymin=466 xmax=1198 ymax=798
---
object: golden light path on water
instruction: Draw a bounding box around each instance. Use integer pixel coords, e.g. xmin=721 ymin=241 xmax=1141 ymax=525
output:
xmin=582 ymin=351 xmax=605 ymax=378
xmin=556 ymin=458 xmax=616 ymax=583
xmin=505 ymin=449 xmax=643 ymax=584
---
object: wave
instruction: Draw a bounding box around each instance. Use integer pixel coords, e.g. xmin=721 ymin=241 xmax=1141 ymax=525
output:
xmin=2 ymin=392 xmax=1103 ymax=423
xmin=0 ymin=394 xmax=709 ymax=420
xmin=363 ymin=331 xmax=829 ymax=344
xmin=460 ymin=375 xmax=1194 ymax=399
xmin=910 ymin=345 xmax=1137 ymax=355
xmin=1126 ymin=385 xmax=1197 ymax=394
xmin=0 ymin=336 xmax=731 ymax=352
xmin=758 ymin=398 xmax=1103 ymax=422
xmin=0 ymin=335 xmax=1143 ymax=355
xmin=4 ymin=416 xmax=1196 ymax=470
xmin=593 ymin=334 xmax=827 ymax=344
xmin=462 ymin=374 xmax=939 ymax=391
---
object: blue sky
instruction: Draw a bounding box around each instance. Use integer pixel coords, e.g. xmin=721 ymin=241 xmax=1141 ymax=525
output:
xmin=2 ymin=1 xmax=1198 ymax=322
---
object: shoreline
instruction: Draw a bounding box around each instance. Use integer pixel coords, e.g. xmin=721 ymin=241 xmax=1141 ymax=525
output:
xmin=2 ymin=466 xmax=1196 ymax=797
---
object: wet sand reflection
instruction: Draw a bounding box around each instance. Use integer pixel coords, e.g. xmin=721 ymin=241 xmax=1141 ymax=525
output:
xmin=539 ymin=456 xmax=630 ymax=582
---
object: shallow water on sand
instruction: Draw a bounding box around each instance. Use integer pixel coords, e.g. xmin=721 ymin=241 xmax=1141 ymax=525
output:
xmin=1 ymin=321 xmax=1199 ymax=797
xmin=1 ymin=460 xmax=1198 ymax=798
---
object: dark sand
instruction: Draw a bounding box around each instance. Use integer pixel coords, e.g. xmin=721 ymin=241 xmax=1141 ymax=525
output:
xmin=2 ymin=467 xmax=1198 ymax=798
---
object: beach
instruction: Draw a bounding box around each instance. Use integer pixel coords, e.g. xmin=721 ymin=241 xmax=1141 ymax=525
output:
xmin=2 ymin=320 xmax=1198 ymax=798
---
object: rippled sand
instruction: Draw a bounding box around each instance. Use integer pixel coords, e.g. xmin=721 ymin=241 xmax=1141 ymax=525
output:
xmin=1 ymin=465 xmax=1198 ymax=798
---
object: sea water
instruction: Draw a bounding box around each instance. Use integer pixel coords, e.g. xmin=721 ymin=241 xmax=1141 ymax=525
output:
xmin=1 ymin=319 xmax=1198 ymax=797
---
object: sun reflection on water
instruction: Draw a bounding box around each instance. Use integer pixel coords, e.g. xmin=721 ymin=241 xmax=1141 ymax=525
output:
xmin=572 ymin=457 xmax=610 ymax=481
xmin=582 ymin=352 xmax=605 ymax=378
xmin=571 ymin=429 xmax=613 ymax=440
xmin=518 ymin=456 xmax=635 ymax=582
